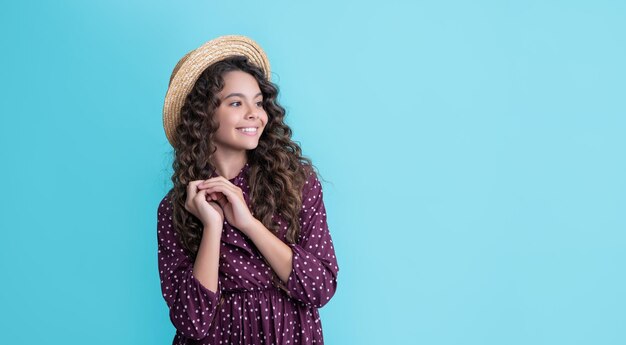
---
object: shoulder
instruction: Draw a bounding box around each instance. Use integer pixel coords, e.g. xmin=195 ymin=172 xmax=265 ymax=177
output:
xmin=300 ymin=164 xmax=324 ymax=205
xmin=304 ymin=170 xmax=321 ymax=191
xmin=157 ymin=189 xmax=174 ymax=215
xmin=300 ymin=162 xmax=319 ymax=186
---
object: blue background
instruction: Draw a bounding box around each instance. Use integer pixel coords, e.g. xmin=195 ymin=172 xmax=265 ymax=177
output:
xmin=1 ymin=1 xmax=624 ymax=344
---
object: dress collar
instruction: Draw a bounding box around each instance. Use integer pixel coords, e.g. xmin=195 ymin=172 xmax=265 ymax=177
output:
xmin=209 ymin=162 xmax=250 ymax=184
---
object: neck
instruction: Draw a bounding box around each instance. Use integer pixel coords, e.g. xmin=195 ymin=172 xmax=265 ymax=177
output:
xmin=210 ymin=151 xmax=248 ymax=180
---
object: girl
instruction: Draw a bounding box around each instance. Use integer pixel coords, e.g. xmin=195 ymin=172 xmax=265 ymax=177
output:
xmin=157 ymin=35 xmax=339 ymax=344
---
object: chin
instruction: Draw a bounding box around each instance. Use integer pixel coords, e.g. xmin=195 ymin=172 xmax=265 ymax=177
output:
xmin=240 ymin=141 xmax=260 ymax=150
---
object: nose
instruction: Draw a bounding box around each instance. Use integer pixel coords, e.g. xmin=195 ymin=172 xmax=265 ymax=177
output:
xmin=245 ymin=102 xmax=260 ymax=119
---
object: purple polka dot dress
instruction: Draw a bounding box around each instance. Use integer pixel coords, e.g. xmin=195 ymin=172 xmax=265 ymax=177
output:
xmin=156 ymin=163 xmax=339 ymax=344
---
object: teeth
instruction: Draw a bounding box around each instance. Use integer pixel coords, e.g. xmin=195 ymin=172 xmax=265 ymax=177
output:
xmin=238 ymin=127 xmax=257 ymax=132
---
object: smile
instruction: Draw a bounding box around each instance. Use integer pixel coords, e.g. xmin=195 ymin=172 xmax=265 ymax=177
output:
xmin=237 ymin=127 xmax=258 ymax=136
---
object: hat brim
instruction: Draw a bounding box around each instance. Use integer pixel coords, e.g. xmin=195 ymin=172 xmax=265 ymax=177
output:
xmin=162 ymin=35 xmax=271 ymax=147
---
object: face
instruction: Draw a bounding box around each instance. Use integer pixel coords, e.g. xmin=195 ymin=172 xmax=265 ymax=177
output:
xmin=212 ymin=70 xmax=268 ymax=154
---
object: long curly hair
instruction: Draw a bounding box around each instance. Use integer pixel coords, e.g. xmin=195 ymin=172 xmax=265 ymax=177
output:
xmin=167 ymin=55 xmax=318 ymax=264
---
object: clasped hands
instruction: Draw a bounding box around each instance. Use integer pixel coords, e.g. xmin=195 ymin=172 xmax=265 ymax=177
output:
xmin=192 ymin=176 xmax=256 ymax=232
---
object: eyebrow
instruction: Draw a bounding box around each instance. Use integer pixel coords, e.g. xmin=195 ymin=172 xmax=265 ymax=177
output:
xmin=223 ymin=92 xmax=263 ymax=100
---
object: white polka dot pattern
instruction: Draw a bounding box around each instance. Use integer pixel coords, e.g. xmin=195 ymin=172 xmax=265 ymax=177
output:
xmin=156 ymin=165 xmax=339 ymax=344
xmin=157 ymin=199 xmax=222 ymax=340
xmin=285 ymin=172 xmax=339 ymax=308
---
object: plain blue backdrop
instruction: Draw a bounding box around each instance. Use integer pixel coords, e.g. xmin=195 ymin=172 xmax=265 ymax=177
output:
xmin=1 ymin=1 xmax=624 ymax=344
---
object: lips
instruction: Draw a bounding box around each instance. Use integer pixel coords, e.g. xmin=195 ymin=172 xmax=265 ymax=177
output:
xmin=236 ymin=127 xmax=258 ymax=136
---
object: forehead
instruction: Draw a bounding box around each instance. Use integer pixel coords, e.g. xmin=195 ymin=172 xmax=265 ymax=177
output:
xmin=220 ymin=70 xmax=260 ymax=92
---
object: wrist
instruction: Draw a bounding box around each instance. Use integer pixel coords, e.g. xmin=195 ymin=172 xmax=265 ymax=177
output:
xmin=203 ymin=223 xmax=223 ymax=236
xmin=241 ymin=218 xmax=262 ymax=235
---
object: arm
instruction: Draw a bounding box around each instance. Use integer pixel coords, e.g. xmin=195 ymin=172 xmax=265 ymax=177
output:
xmin=157 ymin=195 xmax=221 ymax=340
xmin=244 ymin=219 xmax=293 ymax=283
xmin=284 ymin=171 xmax=340 ymax=308
xmin=193 ymin=226 xmax=222 ymax=294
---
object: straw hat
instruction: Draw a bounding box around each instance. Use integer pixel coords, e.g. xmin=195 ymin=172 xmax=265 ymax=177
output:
xmin=162 ymin=35 xmax=271 ymax=146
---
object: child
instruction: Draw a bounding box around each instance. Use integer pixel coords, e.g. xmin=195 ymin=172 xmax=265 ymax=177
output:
xmin=157 ymin=35 xmax=339 ymax=344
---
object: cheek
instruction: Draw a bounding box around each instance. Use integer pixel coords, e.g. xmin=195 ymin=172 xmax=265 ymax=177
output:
xmin=261 ymin=112 xmax=269 ymax=125
xmin=214 ymin=123 xmax=234 ymax=138
xmin=215 ymin=114 xmax=238 ymax=129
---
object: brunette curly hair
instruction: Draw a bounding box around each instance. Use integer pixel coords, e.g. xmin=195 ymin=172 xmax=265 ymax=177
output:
xmin=166 ymin=55 xmax=320 ymax=265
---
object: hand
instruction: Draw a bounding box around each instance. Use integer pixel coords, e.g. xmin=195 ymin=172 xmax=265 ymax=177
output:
xmin=185 ymin=180 xmax=224 ymax=229
xmin=197 ymin=177 xmax=256 ymax=232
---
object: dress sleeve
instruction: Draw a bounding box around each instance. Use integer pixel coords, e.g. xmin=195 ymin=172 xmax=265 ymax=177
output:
xmin=157 ymin=194 xmax=222 ymax=340
xmin=285 ymin=171 xmax=340 ymax=308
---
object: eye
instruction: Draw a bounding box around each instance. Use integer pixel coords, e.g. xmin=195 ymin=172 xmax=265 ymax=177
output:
xmin=256 ymin=101 xmax=264 ymax=107
xmin=230 ymin=101 xmax=241 ymax=107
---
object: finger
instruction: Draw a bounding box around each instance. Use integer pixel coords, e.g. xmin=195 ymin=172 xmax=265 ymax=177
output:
xmin=187 ymin=180 xmax=205 ymax=198
xmin=185 ymin=180 xmax=206 ymax=211
xmin=202 ymin=188 xmax=225 ymax=206
xmin=198 ymin=176 xmax=237 ymax=188
xmin=188 ymin=180 xmax=206 ymax=190
xmin=209 ymin=192 xmax=223 ymax=202
xmin=203 ymin=185 xmax=237 ymax=206
xmin=202 ymin=184 xmax=231 ymax=197
xmin=205 ymin=190 xmax=216 ymax=201
xmin=198 ymin=179 xmax=239 ymax=194
xmin=193 ymin=189 xmax=210 ymax=204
